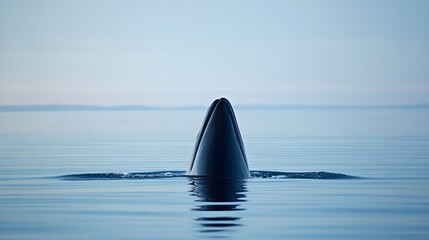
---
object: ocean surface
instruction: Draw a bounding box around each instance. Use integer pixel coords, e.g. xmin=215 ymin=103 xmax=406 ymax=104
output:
xmin=1 ymin=108 xmax=429 ymax=239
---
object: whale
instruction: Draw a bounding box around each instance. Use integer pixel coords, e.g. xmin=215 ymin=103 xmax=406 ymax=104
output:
xmin=187 ymin=98 xmax=250 ymax=179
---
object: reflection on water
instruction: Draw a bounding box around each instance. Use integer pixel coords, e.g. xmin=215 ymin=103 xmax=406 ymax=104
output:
xmin=188 ymin=178 xmax=247 ymax=237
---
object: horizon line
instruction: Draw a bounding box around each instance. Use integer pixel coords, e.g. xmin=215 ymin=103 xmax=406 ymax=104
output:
xmin=1 ymin=103 xmax=429 ymax=112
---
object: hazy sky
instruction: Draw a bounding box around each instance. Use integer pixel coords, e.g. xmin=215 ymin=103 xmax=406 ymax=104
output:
xmin=1 ymin=0 xmax=428 ymax=106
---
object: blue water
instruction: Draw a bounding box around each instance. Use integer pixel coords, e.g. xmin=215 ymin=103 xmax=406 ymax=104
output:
xmin=1 ymin=109 xmax=429 ymax=239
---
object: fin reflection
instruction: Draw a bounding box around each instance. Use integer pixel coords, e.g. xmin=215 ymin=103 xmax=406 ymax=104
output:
xmin=189 ymin=178 xmax=248 ymax=237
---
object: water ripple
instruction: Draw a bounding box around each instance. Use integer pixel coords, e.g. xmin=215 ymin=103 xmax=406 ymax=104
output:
xmin=58 ymin=170 xmax=359 ymax=180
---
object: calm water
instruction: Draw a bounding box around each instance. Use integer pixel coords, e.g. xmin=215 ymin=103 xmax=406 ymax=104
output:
xmin=1 ymin=109 xmax=429 ymax=239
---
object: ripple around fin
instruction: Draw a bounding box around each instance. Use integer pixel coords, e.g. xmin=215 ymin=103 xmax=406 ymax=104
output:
xmin=59 ymin=171 xmax=187 ymax=180
xmin=250 ymin=171 xmax=360 ymax=179
xmin=58 ymin=170 xmax=360 ymax=180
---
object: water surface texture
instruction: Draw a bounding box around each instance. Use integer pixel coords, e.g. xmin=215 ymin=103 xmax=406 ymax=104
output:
xmin=1 ymin=109 xmax=429 ymax=239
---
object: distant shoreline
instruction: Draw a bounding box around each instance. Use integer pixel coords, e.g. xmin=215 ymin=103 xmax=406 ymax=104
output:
xmin=1 ymin=104 xmax=429 ymax=112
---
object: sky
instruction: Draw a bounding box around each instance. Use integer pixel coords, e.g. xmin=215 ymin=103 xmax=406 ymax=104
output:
xmin=0 ymin=0 xmax=428 ymax=107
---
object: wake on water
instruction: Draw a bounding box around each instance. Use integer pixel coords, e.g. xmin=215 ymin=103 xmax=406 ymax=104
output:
xmin=58 ymin=171 xmax=360 ymax=181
